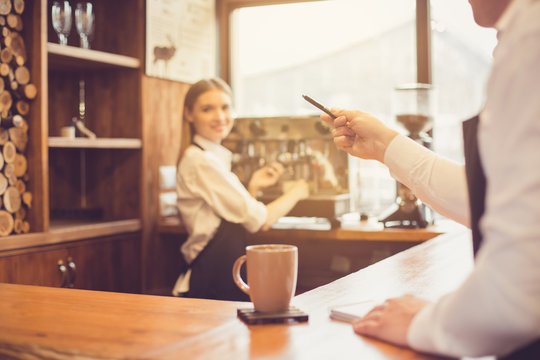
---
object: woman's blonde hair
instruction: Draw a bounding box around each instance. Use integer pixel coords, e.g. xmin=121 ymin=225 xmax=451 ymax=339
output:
xmin=177 ymin=78 xmax=233 ymax=166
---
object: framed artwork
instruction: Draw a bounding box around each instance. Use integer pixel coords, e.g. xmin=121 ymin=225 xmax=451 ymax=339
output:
xmin=145 ymin=0 xmax=216 ymax=83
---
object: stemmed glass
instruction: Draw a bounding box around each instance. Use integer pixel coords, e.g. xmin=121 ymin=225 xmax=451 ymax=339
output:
xmin=75 ymin=2 xmax=95 ymax=49
xmin=51 ymin=1 xmax=72 ymax=46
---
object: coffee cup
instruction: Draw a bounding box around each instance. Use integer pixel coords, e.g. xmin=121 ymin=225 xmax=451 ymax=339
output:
xmin=232 ymin=244 xmax=298 ymax=313
xmin=60 ymin=126 xmax=75 ymax=138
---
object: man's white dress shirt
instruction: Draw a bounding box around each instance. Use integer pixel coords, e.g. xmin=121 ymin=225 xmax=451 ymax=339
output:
xmin=384 ymin=0 xmax=540 ymax=356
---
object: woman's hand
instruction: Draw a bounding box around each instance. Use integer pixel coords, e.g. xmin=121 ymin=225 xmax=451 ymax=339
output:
xmin=321 ymin=108 xmax=399 ymax=163
xmin=286 ymin=178 xmax=310 ymax=201
xmin=352 ymin=294 xmax=430 ymax=347
xmin=261 ymin=178 xmax=310 ymax=231
xmin=248 ymin=161 xmax=284 ymax=197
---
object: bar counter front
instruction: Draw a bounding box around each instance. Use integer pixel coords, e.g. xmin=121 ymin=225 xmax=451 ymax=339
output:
xmin=0 ymin=227 xmax=472 ymax=360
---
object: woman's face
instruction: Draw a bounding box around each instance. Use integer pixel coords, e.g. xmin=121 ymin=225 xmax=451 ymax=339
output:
xmin=186 ymin=89 xmax=234 ymax=143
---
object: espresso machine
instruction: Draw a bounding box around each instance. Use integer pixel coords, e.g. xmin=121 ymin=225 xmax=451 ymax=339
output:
xmin=379 ymin=83 xmax=435 ymax=228
xmin=223 ymin=116 xmax=352 ymax=227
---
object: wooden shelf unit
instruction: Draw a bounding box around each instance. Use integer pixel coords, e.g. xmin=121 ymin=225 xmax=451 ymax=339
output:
xmin=0 ymin=0 xmax=146 ymax=294
xmin=0 ymin=219 xmax=142 ymax=253
xmin=48 ymin=137 xmax=142 ymax=149
xmin=45 ymin=0 xmax=144 ymax=228
xmin=48 ymin=43 xmax=140 ymax=70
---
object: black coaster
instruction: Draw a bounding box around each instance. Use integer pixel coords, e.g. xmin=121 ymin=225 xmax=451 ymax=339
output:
xmin=237 ymin=306 xmax=309 ymax=325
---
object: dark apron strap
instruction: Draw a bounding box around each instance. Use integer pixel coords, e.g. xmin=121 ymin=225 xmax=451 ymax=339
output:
xmin=499 ymin=340 xmax=540 ymax=360
xmin=462 ymin=116 xmax=540 ymax=358
xmin=186 ymin=219 xmax=249 ymax=301
xmin=192 ymin=142 xmax=204 ymax=151
xmin=462 ymin=115 xmax=486 ymax=255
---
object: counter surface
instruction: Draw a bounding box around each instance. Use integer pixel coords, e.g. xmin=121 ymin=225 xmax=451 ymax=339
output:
xmin=158 ymin=215 xmax=445 ymax=242
xmin=0 ymin=227 xmax=472 ymax=359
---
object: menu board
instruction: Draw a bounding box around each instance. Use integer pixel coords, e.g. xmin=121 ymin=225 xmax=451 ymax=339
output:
xmin=145 ymin=0 xmax=216 ymax=83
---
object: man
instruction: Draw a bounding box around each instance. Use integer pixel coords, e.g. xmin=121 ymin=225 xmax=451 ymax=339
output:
xmin=323 ymin=0 xmax=540 ymax=358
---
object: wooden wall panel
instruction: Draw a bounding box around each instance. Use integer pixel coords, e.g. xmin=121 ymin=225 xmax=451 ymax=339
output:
xmin=141 ymin=75 xmax=189 ymax=293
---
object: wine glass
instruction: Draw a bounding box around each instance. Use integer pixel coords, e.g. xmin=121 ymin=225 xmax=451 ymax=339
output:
xmin=51 ymin=1 xmax=72 ymax=46
xmin=75 ymin=2 xmax=95 ymax=49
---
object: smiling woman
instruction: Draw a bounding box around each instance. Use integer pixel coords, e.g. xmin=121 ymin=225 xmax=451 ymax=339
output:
xmin=173 ymin=78 xmax=309 ymax=301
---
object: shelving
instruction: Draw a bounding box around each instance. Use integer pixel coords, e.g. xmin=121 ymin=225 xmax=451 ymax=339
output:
xmin=0 ymin=219 xmax=142 ymax=253
xmin=1 ymin=3 xmax=144 ymax=235
xmin=48 ymin=43 xmax=140 ymax=70
xmin=48 ymin=137 xmax=142 ymax=149
xmin=44 ymin=0 xmax=143 ymax=228
xmin=0 ymin=0 xmax=182 ymax=295
xmin=0 ymin=0 xmax=146 ymax=293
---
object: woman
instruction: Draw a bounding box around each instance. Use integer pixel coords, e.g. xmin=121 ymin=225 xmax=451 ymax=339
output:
xmin=173 ymin=78 xmax=309 ymax=301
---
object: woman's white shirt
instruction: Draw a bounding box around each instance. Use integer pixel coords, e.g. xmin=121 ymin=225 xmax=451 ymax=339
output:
xmin=176 ymin=135 xmax=267 ymax=264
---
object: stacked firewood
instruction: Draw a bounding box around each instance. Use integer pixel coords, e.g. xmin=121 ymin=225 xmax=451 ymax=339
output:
xmin=0 ymin=0 xmax=35 ymax=236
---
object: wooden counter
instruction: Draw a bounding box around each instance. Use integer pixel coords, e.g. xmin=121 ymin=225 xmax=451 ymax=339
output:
xmin=156 ymin=216 xmax=450 ymax=294
xmin=0 ymin=227 xmax=472 ymax=359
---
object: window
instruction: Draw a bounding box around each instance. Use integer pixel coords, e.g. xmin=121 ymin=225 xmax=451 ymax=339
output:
xmin=230 ymin=0 xmax=416 ymax=118
xmin=223 ymin=0 xmax=497 ymax=217
xmin=430 ymin=0 xmax=496 ymax=161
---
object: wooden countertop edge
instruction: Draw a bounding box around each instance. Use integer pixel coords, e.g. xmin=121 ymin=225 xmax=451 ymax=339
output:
xmin=253 ymin=227 xmax=442 ymax=242
xmin=0 ymin=219 xmax=142 ymax=253
xmin=158 ymin=216 xmax=446 ymax=242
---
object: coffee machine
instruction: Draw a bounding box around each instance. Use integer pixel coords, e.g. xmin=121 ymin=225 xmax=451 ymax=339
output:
xmin=223 ymin=116 xmax=352 ymax=227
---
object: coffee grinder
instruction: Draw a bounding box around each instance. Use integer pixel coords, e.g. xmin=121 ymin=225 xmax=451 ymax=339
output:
xmin=380 ymin=83 xmax=435 ymax=228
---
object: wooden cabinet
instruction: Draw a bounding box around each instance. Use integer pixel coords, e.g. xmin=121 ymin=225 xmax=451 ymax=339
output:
xmin=0 ymin=233 xmax=141 ymax=293
xmin=0 ymin=247 xmax=68 ymax=287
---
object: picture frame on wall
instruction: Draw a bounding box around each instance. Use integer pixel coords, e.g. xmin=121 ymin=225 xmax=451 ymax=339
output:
xmin=145 ymin=0 xmax=216 ymax=83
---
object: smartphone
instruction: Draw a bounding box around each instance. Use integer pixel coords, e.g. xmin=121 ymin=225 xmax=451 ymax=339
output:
xmin=302 ymin=94 xmax=337 ymax=119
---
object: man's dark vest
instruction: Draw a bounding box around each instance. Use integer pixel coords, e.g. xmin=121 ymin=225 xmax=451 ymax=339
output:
xmin=462 ymin=116 xmax=539 ymax=359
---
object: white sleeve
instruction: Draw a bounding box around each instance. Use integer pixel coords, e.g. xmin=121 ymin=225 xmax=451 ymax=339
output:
xmin=181 ymin=151 xmax=267 ymax=233
xmin=384 ymin=135 xmax=470 ymax=227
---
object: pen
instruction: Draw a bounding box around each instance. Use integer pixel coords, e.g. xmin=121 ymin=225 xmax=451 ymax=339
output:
xmin=302 ymin=94 xmax=337 ymax=119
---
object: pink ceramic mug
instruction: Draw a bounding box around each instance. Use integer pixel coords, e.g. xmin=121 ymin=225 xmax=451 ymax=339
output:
xmin=232 ymin=244 xmax=298 ymax=313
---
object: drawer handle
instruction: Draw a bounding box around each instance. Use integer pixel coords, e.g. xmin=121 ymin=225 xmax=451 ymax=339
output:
xmin=57 ymin=260 xmax=69 ymax=288
xmin=67 ymin=257 xmax=77 ymax=288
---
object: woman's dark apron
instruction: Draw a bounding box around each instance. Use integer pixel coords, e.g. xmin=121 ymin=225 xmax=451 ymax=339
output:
xmin=463 ymin=116 xmax=539 ymax=359
xmin=184 ymin=142 xmax=250 ymax=302
xmin=186 ymin=219 xmax=249 ymax=301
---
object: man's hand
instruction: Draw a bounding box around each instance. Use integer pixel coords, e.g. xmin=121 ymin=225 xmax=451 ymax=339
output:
xmin=352 ymin=294 xmax=430 ymax=347
xmin=321 ymin=108 xmax=398 ymax=163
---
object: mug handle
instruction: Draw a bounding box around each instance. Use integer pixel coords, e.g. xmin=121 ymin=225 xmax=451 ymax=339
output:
xmin=232 ymin=255 xmax=250 ymax=295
